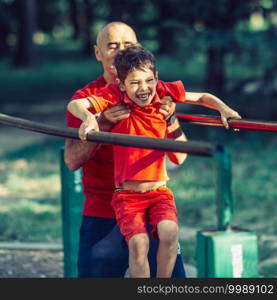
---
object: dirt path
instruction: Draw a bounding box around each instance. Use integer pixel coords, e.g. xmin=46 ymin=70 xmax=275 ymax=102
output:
xmin=0 ymin=249 xmax=63 ymax=278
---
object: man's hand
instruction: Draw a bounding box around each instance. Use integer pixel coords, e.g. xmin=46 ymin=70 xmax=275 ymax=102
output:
xmin=159 ymin=96 xmax=176 ymax=120
xmin=220 ymin=108 xmax=242 ymax=129
xmin=98 ymin=103 xmax=131 ymax=131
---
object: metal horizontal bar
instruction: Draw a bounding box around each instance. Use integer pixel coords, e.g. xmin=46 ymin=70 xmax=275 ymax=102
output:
xmin=0 ymin=113 xmax=214 ymax=157
xmin=177 ymin=113 xmax=277 ymax=132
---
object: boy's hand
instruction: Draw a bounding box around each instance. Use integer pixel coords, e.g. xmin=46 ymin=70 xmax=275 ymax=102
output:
xmin=220 ymin=108 xmax=242 ymax=129
xmin=98 ymin=104 xmax=131 ymax=131
xmin=159 ymin=96 xmax=176 ymax=120
xmin=79 ymin=114 xmax=99 ymax=141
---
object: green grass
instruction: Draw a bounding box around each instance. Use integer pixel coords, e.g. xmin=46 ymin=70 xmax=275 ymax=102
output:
xmin=0 ymin=138 xmax=63 ymax=243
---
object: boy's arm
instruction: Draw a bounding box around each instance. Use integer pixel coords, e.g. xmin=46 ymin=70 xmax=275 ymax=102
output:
xmin=185 ymin=92 xmax=241 ymax=128
xmin=67 ymin=98 xmax=99 ymax=140
xmin=166 ymin=114 xmax=188 ymax=165
xmin=158 ymin=95 xmax=187 ymax=164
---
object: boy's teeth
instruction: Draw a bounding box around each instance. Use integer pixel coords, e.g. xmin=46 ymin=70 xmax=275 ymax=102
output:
xmin=138 ymin=94 xmax=148 ymax=99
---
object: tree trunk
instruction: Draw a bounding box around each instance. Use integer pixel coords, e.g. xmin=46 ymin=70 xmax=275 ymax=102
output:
xmin=14 ymin=0 xmax=38 ymax=67
xmin=157 ymin=1 xmax=177 ymax=55
xmin=81 ymin=0 xmax=93 ymax=56
xmin=107 ymin=0 xmax=136 ymax=27
xmin=0 ymin=22 xmax=10 ymax=57
xmin=68 ymin=0 xmax=80 ymax=40
xmin=205 ymin=47 xmax=226 ymax=92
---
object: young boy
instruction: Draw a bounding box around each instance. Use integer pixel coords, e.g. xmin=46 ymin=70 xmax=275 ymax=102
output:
xmin=68 ymin=45 xmax=188 ymax=278
xmin=67 ymin=45 xmax=240 ymax=278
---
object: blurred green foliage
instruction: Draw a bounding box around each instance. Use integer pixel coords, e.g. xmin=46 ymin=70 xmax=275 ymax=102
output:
xmin=0 ymin=0 xmax=276 ymax=92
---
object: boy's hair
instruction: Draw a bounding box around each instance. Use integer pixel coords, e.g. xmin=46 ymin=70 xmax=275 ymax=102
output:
xmin=114 ymin=45 xmax=156 ymax=82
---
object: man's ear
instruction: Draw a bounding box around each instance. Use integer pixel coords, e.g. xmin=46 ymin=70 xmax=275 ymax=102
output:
xmin=117 ymin=80 xmax=125 ymax=92
xmin=94 ymin=45 xmax=101 ymax=62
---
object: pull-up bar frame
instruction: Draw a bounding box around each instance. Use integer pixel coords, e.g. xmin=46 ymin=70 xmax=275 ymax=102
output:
xmin=0 ymin=112 xmax=233 ymax=276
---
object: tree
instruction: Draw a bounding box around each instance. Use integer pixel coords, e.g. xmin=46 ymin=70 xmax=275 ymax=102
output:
xmin=176 ymin=0 xmax=258 ymax=91
xmin=155 ymin=0 xmax=180 ymax=54
xmin=67 ymin=0 xmax=98 ymax=55
xmin=81 ymin=0 xmax=94 ymax=55
xmin=260 ymin=0 xmax=277 ymax=93
xmin=14 ymin=0 xmax=38 ymax=67
xmin=0 ymin=1 xmax=13 ymax=57
xmin=68 ymin=0 xmax=81 ymax=40
xmin=106 ymin=0 xmax=138 ymax=27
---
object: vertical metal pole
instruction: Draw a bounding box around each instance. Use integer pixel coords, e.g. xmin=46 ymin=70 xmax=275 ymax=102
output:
xmin=214 ymin=144 xmax=233 ymax=231
xmin=60 ymin=148 xmax=84 ymax=277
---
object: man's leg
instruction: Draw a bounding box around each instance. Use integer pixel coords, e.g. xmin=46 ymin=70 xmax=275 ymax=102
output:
xmin=78 ymin=216 xmax=128 ymax=277
xmin=88 ymin=224 xmax=129 ymax=277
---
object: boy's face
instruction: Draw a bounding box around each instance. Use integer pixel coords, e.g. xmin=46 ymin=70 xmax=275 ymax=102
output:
xmin=121 ymin=68 xmax=158 ymax=107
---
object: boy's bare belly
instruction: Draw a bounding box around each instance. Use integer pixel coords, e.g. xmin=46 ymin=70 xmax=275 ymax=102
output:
xmin=122 ymin=180 xmax=166 ymax=192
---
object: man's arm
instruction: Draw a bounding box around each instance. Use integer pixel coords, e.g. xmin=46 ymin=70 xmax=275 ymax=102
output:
xmin=158 ymin=96 xmax=176 ymax=120
xmin=64 ymin=103 xmax=131 ymax=171
xmin=185 ymin=92 xmax=241 ymax=128
xmin=64 ymin=138 xmax=99 ymax=171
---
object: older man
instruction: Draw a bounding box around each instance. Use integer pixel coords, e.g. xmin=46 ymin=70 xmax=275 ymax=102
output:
xmin=64 ymin=22 xmax=186 ymax=277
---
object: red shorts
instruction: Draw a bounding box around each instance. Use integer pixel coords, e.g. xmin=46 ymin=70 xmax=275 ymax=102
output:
xmin=112 ymin=186 xmax=178 ymax=242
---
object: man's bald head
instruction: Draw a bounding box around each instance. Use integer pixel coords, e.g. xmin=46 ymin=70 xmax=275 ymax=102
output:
xmin=96 ymin=22 xmax=137 ymax=48
xmin=94 ymin=22 xmax=138 ymax=83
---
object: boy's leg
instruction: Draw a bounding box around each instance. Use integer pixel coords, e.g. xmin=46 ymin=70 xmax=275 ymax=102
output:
xmin=78 ymin=216 xmax=128 ymax=277
xmin=147 ymin=187 xmax=186 ymax=278
xmin=156 ymin=220 xmax=179 ymax=277
xmin=111 ymin=190 xmax=150 ymax=278
xmin=148 ymin=236 xmax=186 ymax=278
xmin=128 ymin=233 xmax=150 ymax=278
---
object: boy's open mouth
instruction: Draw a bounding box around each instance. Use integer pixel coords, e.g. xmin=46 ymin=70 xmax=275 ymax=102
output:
xmin=136 ymin=92 xmax=151 ymax=101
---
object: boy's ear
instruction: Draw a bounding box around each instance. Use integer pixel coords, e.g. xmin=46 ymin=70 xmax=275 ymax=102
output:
xmin=155 ymin=71 xmax=159 ymax=81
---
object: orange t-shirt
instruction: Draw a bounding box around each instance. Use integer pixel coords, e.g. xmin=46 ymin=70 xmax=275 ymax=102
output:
xmin=88 ymin=80 xmax=186 ymax=187
xmin=67 ymin=76 xmax=117 ymax=218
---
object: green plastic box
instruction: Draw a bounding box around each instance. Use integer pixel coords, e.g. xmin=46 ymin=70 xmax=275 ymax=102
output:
xmin=197 ymin=227 xmax=259 ymax=278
